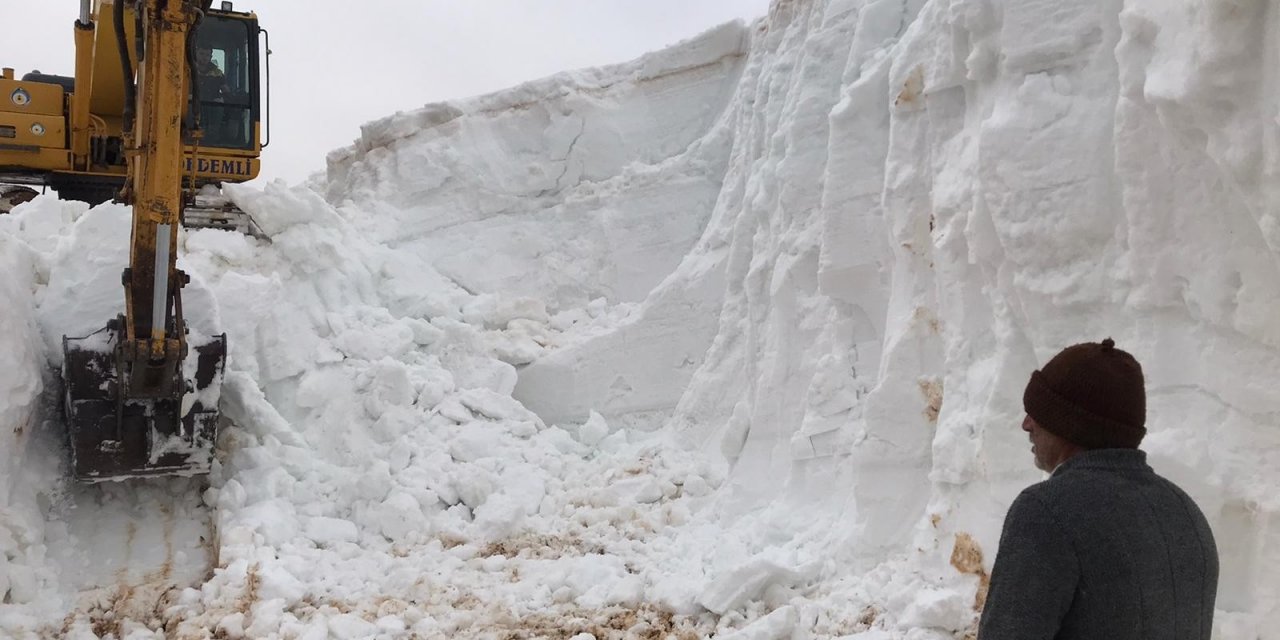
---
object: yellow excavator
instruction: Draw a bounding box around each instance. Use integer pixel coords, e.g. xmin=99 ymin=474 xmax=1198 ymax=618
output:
xmin=3 ymin=0 xmax=269 ymax=480
xmin=0 ymin=0 xmax=267 ymax=234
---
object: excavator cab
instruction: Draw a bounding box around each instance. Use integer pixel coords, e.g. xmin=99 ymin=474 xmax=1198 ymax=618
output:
xmin=192 ymin=13 xmax=258 ymax=151
xmin=184 ymin=6 xmax=267 ymax=232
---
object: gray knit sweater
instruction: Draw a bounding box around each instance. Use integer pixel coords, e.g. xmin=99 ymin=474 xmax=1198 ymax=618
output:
xmin=978 ymin=449 xmax=1218 ymax=639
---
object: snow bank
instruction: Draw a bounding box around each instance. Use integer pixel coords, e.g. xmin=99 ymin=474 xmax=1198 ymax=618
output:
xmin=325 ymin=22 xmax=749 ymax=308
xmin=0 ymin=180 xmax=731 ymax=638
xmin=2 ymin=0 xmax=1278 ymax=637
xmin=0 ymin=204 xmax=55 ymax=619
xmin=635 ymin=0 xmax=1277 ymax=635
xmin=327 ymin=0 xmax=1280 ymax=635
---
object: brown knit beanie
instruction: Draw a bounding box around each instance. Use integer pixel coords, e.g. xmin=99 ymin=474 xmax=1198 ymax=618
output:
xmin=1022 ymin=338 xmax=1146 ymax=449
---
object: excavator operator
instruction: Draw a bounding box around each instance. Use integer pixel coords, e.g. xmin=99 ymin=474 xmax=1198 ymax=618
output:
xmin=195 ymin=44 xmax=235 ymax=146
xmin=196 ymin=45 xmax=228 ymax=100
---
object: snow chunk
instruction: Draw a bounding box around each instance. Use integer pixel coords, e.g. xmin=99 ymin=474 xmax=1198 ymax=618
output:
xmin=577 ymin=410 xmax=610 ymax=446
xmin=897 ymin=587 xmax=971 ymax=632
xmin=698 ymin=555 xmax=818 ymax=615
xmin=717 ymin=605 xmax=798 ymax=640
xmin=303 ymin=517 xmax=359 ymax=546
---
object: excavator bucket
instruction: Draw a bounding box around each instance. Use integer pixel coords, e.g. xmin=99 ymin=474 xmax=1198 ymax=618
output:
xmin=0 ymin=185 xmax=38 ymax=213
xmin=62 ymin=321 xmax=227 ymax=482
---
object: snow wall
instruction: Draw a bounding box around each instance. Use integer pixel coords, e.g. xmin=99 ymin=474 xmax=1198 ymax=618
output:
xmin=327 ymin=0 xmax=1280 ymax=634
xmin=0 ymin=0 xmax=1276 ymax=637
xmin=0 ymin=218 xmax=51 ymax=610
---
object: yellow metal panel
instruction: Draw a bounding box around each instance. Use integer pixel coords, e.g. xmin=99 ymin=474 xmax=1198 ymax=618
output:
xmin=0 ymin=112 xmax=67 ymax=148
xmin=0 ymin=147 xmax=72 ymax=171
xmin=88 ymin=0 xmax=132 ymax=119
xmin=194 ymin=145 xmax=258 ymax=158
xmin=0 ymin=79 xmax=65 ymax=117
xmin=71 ymin=21 xmax=97 ymax=170
xmin=55 ymin=168 xmax=124 ymax=181
xmin=96 ymin=114 xmax=124 ymax=138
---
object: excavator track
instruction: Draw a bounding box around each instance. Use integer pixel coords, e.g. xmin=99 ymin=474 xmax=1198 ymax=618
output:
xmin=184 ymin=190 xmax=266 ymax=237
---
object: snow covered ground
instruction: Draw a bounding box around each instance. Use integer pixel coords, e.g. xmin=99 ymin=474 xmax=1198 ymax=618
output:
xmin=2 ymin=0 xmax=1279 ymax=638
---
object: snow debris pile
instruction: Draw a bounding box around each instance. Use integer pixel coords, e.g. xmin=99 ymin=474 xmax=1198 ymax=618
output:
xmin=1 ymin=0 xmax=1279 ymax=637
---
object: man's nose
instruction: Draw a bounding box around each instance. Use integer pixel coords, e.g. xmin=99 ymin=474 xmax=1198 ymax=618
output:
xmin=1021 ymin=415 xmax=1033 ymax=433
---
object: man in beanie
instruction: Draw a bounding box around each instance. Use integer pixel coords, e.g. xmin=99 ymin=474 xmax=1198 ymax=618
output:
xmin=978 ymin=339 xmax=1218 ymax=639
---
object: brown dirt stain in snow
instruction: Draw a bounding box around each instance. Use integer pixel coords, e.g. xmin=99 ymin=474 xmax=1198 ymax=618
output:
xmin=857 ymin=605 xmax=879 ymax=627
xmin=236 ymin=562 xmax=262 ymax=614
xmin=895 ymin=66 xmax=925 ymax=108
xmin=479 ymin=533 xmax=607 ymax=559
xmin=919 ymin=377 xmax=944 ymax=424
xmin=55 ymin=581 xmax=181 ymax=639
xmin=950 ymin=532 xmax=990 ymax=611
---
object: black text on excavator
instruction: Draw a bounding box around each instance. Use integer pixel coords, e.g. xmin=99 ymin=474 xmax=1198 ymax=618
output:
xmin=28 ymin=0 xmax=268 ymax=480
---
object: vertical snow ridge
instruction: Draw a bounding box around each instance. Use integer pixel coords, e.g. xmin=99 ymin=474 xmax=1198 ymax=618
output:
xmin=543 ymin=0 xmax=1280 ymax=634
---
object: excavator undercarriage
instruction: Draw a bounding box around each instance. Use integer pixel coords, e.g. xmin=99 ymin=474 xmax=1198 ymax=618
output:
xmin=186 ymin=188 xmax=263 ymax=236
xmin=0 ymin=177 xmax=261 ymax=236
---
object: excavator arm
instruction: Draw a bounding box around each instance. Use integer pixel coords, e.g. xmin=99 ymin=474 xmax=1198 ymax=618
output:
xmin=62 ymin=0 xmax=227 ymax=481
xmin=125 ymin=0 xmax=194 ymax=389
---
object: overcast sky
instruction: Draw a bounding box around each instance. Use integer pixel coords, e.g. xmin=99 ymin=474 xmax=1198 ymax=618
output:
xmin=3 ymin=1 xmax=770 ymax=185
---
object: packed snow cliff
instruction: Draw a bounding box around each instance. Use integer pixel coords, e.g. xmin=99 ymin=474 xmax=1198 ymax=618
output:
xmin=1 ymin=0 xmax=1278 ymax=638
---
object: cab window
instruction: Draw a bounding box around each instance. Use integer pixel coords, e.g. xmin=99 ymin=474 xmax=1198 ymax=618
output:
xmin=193 ymin=16 xmax=255 ymax=150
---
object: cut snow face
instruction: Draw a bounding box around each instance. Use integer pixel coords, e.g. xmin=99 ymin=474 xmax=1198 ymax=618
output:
xmin=1 ymin=0 xmax=1279 ymax=638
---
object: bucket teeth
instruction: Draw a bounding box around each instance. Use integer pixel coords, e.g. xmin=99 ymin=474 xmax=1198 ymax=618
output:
xmin=62 ymin=322 xmax=227 ymax=482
